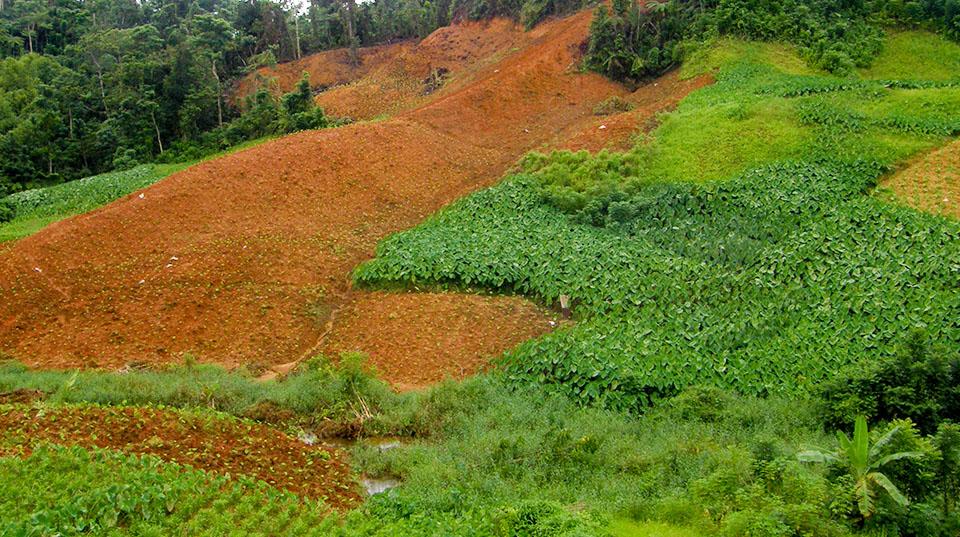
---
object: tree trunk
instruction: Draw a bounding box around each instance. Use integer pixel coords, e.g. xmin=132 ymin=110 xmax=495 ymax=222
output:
xmin=68 ymin=108 xmax=74 ymax=139
xmin=151 ymin=109 xmax=164 ymax=153
xmin=91 ymin=56 xmax=109 ymax=113
xmin=346 ymin=1 xmax=358 ymax=66
xmin=212 ymin=59 xmax=223 ymax=127
xmin=27 ymin=27 xmax=34 ymax=53
xmin=294 ymin=14 xmax=301 ymax=60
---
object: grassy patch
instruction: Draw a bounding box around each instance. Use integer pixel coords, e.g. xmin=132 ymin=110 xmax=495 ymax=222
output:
xmin=859 ymin=31 xmax=960 ymax=81
xmin=681 ymin=39 xmax=817 ymax=79
xmin=609 ymin=520 xmax=703 ymax=537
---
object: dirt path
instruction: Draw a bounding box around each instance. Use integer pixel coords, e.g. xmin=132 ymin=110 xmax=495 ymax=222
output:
xmin=0 ymin=11 xmax=706 ymax=388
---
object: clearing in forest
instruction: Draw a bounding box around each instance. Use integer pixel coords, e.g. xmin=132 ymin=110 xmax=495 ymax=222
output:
xmin=0 ymin=12 xmax=705 ymax=388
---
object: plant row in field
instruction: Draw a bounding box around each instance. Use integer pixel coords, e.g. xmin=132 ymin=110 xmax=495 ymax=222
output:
xmin=0 ymin=403 xmax=361 ymax=506
xmin=1 ymin=444 xmax=338 ymax=537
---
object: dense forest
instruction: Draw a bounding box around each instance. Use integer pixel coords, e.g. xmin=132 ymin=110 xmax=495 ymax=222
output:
xmin=0 ymin=0 xmax=586 ymax=196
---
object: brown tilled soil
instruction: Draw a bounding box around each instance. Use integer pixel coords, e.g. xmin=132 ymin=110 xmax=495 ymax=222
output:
xmin=0 ymin=405 xmax=362 ymax=508
xmin=0 ymin=10 xmax=708 ymax=387
xmin=321 ymin=292 xmax=561 ymax=390
xmin=882 ymin=139 xmax=960 ymax=219
xmin=233 ymin=40 xmax=416 ymax=108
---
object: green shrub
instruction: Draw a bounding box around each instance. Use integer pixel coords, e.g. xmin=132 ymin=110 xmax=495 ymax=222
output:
xmin=593 ymin=96 xmax=635 ymax=116
xmin=493 ymin=501 xmax=604 ymax=536
xmin=0 ymin=199 xmax=13 ymax=223
xmin=819 ymin=331 xmax=960 ymax=435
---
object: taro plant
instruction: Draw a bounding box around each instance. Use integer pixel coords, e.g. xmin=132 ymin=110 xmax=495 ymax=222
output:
xmin=798 ymin=416 xmax=924 ymax=520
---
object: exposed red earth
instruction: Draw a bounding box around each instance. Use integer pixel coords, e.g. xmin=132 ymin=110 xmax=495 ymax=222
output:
xmin=0 ymin=10 xmax=707 ymax=389
xmin=882 ymin=139 xmax=960 ymax=219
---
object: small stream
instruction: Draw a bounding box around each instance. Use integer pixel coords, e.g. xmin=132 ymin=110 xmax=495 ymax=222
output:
xmin=300 ymin=433 xmax=406 ymax=496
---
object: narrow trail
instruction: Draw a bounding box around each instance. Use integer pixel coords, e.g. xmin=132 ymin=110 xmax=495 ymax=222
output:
xmin=0 ymin=11 xmax=708 ymax=388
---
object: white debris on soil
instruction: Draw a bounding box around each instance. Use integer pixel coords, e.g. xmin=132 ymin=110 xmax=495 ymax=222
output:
xmin=361 ymin=477 xmax=400 ymax=496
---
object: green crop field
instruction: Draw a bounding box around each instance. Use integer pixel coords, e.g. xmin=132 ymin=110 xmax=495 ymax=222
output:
xmin=1 ymin=445 xmax=333 ymax=536
xmin=355 ymin=37 xmax=960 ymax=410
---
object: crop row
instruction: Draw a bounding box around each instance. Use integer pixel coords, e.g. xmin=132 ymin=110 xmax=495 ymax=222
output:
xmin=0 ymin=444 xmax=336 ymax=536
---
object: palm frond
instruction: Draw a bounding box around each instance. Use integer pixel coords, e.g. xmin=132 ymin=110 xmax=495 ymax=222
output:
xmin=869 ymin=472 xmax=910 ymax=507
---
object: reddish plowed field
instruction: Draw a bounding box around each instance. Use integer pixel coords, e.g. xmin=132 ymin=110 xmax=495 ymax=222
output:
xmin=0 ymin=11 xmax=708 ymax=387
xmin=0 ymin=405 xmax=361 ymax=508
xmin=321 ymin=292 xmax=560 ymax=390
xmin=232 ymin=40 xmax=416 ymax=105
xmin=882 ymin=139 xmax=960 ymax=219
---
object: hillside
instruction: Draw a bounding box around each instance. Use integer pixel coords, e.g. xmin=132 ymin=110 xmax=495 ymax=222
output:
xmin=0 ymin=12 xmax=705 ymax=388
xmin=3 ymin=1 xmax=960 ymax=535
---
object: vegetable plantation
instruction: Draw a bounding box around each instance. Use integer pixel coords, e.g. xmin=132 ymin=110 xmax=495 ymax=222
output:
xmin=355 ymin=36 xmax=960 ymax=410
xmin=1 ymin=445 xmax=336 ymax=536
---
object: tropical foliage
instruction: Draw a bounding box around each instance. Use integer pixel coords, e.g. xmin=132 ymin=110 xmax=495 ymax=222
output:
xmin=799 ymin=416 xmax=924 ymax=520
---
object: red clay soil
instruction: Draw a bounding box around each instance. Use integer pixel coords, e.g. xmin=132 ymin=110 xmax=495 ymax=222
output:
xmin=0 ymin=10 xmax=708 ymax=387
xmin=0 ymin=405 xmax=362 ymax=508
xmin=314 ymin=18 xmax=532 ymax=120
xmin=881 ymin=139 xmax=960 ymax=219
xmin=232 ymin=40 xmax=416 ymax=107
xmin=321 ymin=292 xmax=559 ymax=390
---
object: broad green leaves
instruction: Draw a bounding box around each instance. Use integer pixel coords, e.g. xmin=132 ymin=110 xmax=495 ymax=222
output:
xmin=355 ymin=58 xmax=960 ymax=411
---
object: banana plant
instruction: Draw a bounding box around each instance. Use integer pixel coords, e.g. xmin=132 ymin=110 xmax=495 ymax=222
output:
xmin=798 ymin=416 xmax=924 ymax=519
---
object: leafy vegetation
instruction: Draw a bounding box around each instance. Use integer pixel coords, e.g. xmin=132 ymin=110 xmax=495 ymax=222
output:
xmin=799 ymin=416 xmax=924 ymax=521
xmin=0 ymin=444 xmax=336 ymax=536
xmin=4 ymin=361 xmax=960 ymax=535
xmin=819 ymin=331 xmax=960 ymax=435
xmin=3 ymin=4 xmax=960 ymax=537
xmin=355 ymin=38 xmax=960 ymax=412
xmin=585 ymin=0 xmax=960 ymax=83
